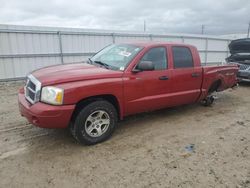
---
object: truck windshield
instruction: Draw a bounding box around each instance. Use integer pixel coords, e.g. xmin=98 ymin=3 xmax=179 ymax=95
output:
xmin=89 ymin=44 xmax=143 ymax=71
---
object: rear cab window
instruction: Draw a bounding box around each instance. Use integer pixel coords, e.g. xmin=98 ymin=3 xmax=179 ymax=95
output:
xmin=172 ymin=46 xmax=194 ymax=68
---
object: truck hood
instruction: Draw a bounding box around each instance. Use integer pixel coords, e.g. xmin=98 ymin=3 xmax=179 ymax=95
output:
xmin=32 ymin=62 xmax=123 ymax=85
xmin=227 ymin=38 xmax=250 ymax=63
xmin=229 ymin=38 xmax=250 ymax=54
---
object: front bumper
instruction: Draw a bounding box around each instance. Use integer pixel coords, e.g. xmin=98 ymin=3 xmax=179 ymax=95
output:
xmin=237 ymin=71 xmax=250 ymax=82
xmin=18 ymin=92 xmax=75 ymax=128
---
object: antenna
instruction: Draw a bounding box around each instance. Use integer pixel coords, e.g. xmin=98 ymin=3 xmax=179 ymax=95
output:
xmin=201 ymin=25 xmax=205 ymax=34
xmin=247 ymin=21 xmax=250 ymax=38
xmin=144 ymin=20 xmax=146 ymax=32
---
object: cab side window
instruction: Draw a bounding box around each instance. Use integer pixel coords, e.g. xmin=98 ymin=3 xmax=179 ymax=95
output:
xmin=172 ymin=47 xmax=194 ymax=68
xmin=140 ymin=47 xmax=167 ymax=70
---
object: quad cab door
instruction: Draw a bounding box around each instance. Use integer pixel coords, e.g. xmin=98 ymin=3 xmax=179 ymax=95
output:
xmin=169 ymin=45 xmax=203 ymax=105
xmin=123 ymin=46 xmax=172 ymax=115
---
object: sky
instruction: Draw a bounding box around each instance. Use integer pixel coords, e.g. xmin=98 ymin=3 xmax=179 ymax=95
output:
xmin=0 ymin=0 xmax=250 ymax=35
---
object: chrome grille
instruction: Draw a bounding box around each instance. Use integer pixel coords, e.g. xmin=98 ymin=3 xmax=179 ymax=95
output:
xmin=25 ymin=75 xmax=41 ymax=104
xmin=239 ymin=64 xmax=250 ymax=71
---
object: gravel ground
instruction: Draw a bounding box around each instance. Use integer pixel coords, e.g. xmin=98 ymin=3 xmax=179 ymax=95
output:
xmin=0 ymin=81 xmax=249 ymax=188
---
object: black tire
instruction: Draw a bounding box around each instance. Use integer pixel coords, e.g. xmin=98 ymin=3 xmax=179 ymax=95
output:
xmin=71 ymin=100 xmax=118 ymax=145
xmin=69 ymin=121 xmax=77 ymax=140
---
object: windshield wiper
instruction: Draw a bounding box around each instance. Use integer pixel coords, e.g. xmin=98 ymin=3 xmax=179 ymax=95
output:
xmin=93 ymin=61 xmax=111 ymax=69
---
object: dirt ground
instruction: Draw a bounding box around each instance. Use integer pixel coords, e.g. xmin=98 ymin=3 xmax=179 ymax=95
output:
xmin=0 ymin=81 xmax=249 ymax=188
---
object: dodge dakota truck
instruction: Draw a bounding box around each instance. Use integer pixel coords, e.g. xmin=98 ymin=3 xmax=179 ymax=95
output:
xmin=18 ymin=42 xmax=238 ymax=145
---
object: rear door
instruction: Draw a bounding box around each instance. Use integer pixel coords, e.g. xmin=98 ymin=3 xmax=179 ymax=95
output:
xmin=123 ymin=46 xmax=172 ymax=115
xmin=169 ymin=46 xmax=203 ymax=105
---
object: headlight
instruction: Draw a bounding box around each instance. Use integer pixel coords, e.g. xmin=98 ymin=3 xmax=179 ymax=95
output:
xmin=41 ymin=86 xmax=64 ymax=105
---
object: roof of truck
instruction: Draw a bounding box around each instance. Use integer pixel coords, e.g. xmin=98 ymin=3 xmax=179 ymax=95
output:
xmin=123 ymin=41 xmax=196 ymax=48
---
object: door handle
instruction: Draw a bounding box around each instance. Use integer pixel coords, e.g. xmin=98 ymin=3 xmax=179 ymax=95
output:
xmin=159 ymin=76 xmax=169 ymax=80
xmin=191 ymin=73 xmax=200 ymax=77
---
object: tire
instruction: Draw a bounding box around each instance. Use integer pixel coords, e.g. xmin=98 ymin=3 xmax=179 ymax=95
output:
xmin=71 ymin=100 xmax=118 ymax=145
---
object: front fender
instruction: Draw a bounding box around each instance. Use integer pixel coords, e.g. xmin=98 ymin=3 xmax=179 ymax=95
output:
xmin=54 ymin=78 xmax=124 ymax=116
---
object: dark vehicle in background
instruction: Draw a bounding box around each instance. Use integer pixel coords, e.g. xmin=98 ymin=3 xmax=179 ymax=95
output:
xmin=227 ymin=38 xmax=250 ymax=82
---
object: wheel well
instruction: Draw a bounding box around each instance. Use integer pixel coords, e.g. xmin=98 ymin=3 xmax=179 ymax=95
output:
xmin=208 ymin=80 xmax=222 ymax=94
xmin=70 ymin=95 xmax=120 ymax=123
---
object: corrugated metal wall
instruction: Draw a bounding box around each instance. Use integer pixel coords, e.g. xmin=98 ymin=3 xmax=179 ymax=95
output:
xmin=0 ymin=24 xmax=231 ymax=80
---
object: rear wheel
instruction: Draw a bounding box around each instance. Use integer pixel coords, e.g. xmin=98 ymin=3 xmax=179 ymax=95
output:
xmin=71 ymin=100 xmax=117 ymax=145
xmin=201 ymin=80 xmax=220 ymax=107
xmin=201 ymin=95 xmax=215 ymax=106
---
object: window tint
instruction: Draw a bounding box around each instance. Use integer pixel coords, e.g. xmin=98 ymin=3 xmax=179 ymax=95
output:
xmin=140 ymin=47 xmax=167 ymax=70
xmin=172 ymin=47 xmax=194 ymax=68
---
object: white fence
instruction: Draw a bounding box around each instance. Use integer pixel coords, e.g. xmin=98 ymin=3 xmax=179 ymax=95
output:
xmin=0 ymin=24 xmax=231 ymax=80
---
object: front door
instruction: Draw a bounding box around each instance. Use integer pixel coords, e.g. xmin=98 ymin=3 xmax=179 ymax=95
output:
xmin=123 ymin=46 xmax=172 ymax=115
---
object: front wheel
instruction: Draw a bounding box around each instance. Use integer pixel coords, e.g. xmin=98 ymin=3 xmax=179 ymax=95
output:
xmin=71 ymin=100 xmax=118 ymax=145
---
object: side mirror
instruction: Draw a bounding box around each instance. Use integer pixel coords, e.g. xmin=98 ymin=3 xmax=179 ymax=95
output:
xmin=133 ymin=61 xmax=154 ymax=73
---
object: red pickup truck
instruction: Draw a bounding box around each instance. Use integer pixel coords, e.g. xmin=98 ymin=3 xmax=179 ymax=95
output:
xmin=18 ymin=42 xmax=238 ymax=145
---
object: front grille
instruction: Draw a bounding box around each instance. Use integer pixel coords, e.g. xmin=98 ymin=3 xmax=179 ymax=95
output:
xmin=239 ymin=64 xmax=250 ymax=70
xmin=27 ymin=80 xmax=36 ymax=91
xmin=25 ymin=75 xmax=41 ymax=104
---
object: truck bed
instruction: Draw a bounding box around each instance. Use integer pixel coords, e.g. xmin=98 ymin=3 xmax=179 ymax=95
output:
xmin=199 ymin=64 xmax=238 ymax=100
